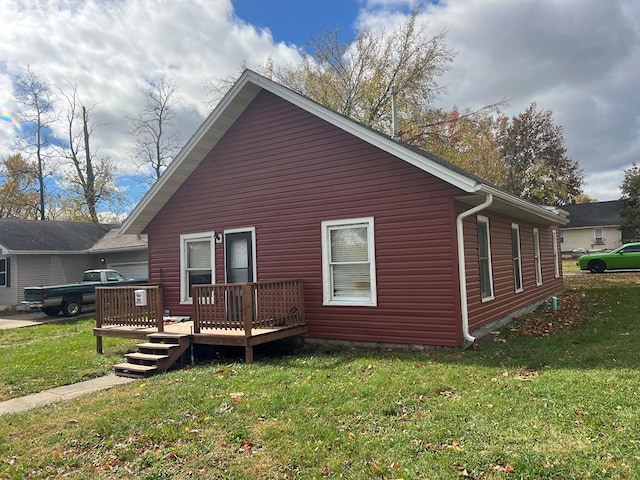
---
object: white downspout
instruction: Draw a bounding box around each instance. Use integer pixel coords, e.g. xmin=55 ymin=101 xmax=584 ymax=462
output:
xmin=456 ymin=193 xmax=493 ymax=345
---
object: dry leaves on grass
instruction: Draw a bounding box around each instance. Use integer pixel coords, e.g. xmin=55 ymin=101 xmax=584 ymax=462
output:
xmin=506 ymin=291 xmax=585 ymax=337
xmin=435 ymin=389 xmax=459 ymax=400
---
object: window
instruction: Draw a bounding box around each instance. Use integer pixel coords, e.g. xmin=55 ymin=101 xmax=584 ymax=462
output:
xmin=321 ymin=217 xmax=376 ymax=306
xmin=594 ymin=228 xmax=604 ymax=244
xmin=477 ymin=215 xmax=494 ymax=301
xmin=552 ymin=230 xmax=560 ymax=278
xmin=180 ymin=232 xmax=215 ymax=303
xmin=0 ymin=258 xmax=7 ymax=287
xmin=533 ymin=228 xmax=543 ymax=286
xmin=105 ymin=271 xmax=126 ymax=282
xmin=511 ymin=224 xmax=523 ymax=292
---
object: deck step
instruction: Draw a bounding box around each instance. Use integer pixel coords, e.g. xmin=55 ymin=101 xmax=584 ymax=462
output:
xmin=125 ymin=352 xmax=170 ymax=363
xmin=147 ymin=332 xmax=190 ymax=344
xmin=148 ymin=332 xmax=190 ymax=338
xmin=113 ymin=362 xmax=158 ymax=378
xmin=136 ymin=342 xmax=175 ymax=351
xmin=115 ymin=334 xmax=192 ymax=378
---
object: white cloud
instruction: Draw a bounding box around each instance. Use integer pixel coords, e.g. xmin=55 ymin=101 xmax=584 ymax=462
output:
xmin=358 ymin=0 xmax=640 ymax=201
xmin=1 ymin=0 xmax=638 ymax=206
xmin=0 ymin=0 xmax=300 ymax=189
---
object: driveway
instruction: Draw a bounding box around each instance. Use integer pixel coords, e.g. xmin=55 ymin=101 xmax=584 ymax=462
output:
xmin=0 ymin=311 xmax=94 ymax=330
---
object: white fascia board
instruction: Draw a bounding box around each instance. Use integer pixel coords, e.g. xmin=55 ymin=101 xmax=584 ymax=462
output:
xmin=0 ymin=244 xmax=7 ymax=255
xmin=9 ymin=250 xmax=91 ymax=255
xmin=88 ymin=246 xmax=148 ymax=253
xmin=481 ymin=185 xmax=569 ymax=225
xmin=561 ymin=224 xmax=621 ymax=230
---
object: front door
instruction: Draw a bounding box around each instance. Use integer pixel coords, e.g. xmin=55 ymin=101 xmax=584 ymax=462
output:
xmin=225 ymin=231 xmax=254 ymax=283
xmin=225 ymin=231 xmax=254 ymax=325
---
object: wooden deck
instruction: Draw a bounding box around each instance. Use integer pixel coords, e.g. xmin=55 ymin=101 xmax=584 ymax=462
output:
xmin=93 ymin=280 xmax=307 ymax=364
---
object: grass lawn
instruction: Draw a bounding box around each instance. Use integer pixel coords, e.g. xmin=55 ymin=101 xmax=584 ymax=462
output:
xmin=562 ymin=257 xmax=580 ymax=273
xmin=0 ymin=319 xmax=138 ymax=400
xmin=1 ymin=273 xmax=640 ymax=479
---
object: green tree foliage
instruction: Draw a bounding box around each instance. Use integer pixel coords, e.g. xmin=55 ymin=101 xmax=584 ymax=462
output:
xmin=620 ymin=162 xmax=640 ymax=239
xmin=208 ymin=10 xmax=455 ymax=141
xmin=573 ymin=193 xmax=598 ymax=204
xmin=424 ymin=107 xmax=507 ymax=187
xmin=53 ymin=156 xmax=124 ymax=222
xmin=496 ymin=103 xmax=583 ymax=206
xmin=280 ymin=11 xmax=454 ymax=137
xmin=208 ymin=15 xmax=584 ymax=207
xmin=0 ymin=153 xmax=40 ymax=219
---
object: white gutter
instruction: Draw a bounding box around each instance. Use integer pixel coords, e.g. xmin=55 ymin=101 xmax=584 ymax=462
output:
xmin=456 ymin=192 xmax=493 ymax=345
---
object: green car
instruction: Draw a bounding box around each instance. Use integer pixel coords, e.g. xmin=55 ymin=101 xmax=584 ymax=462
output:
xmin=578 ymin=242 xmax=640 ymax=273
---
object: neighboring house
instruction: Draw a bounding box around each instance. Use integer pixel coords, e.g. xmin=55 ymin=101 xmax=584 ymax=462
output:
xmin=0 ymin=219 xmax=148 ymax=313
xmin=121 ymin=70 xmax=567 ymax=348
xmin=88 ymin=228 xmax=149 ymax=280
xmin=560 ymin=200 xmax=623 ymax=254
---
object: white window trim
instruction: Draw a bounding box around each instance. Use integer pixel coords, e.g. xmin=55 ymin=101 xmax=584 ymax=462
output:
xmin=533 ymin=228 xmax=543 ymax=286
xmin=593 ymin=227 xmax=605 ymax=244
xmin=552 ymin=230 xmax=560 ymax=278
xmin=511 ymin=223 xmax=523 ymax=293
xmin=321 ymin=217 xmax=377 ymax=307
xmin=477 ymin=215 xmax=495 ymax=302
xmin=223 ymin=227 xmax=257 ymax=284
xmin=180 ymin=231 xmax=216 ymax=304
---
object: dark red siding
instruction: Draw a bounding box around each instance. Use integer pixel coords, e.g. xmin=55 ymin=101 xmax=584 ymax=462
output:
xmin=145 ymin=90 xmax=563 ymax=347
xmin=146 ymin=90 xmax=464 ymax=346
xmin=463 ymin=211 xmax=563 ymax=331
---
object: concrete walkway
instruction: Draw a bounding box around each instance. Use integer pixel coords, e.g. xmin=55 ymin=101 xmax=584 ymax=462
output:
xmin=0 ymin=374 xmax=135 ymax=415
xmin=0 ymin=311 xmax=135 ymax=415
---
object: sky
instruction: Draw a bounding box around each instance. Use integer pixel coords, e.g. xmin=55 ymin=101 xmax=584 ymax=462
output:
xmin=1 ymin=0 xmax=639 ymax=213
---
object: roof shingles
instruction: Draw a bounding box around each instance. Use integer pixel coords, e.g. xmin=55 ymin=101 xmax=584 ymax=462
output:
xmin=562 ymin=200 xmax=623 ymax=228
xmin=0 ymin=219 xmax=114 ymax=252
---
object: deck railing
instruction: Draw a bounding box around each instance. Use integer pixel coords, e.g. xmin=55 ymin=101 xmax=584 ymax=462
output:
xmin=95 ymin=285 xmax=164 ymax=331
xmin=192 ymin=280 xmax=305 ymax=335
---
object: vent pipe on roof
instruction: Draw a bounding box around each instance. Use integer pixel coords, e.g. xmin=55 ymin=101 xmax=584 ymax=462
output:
xmin=391 ymin=85 xmax=400 ymax=142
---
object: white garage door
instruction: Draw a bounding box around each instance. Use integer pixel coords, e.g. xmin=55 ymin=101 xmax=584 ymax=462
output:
xmin=108 ymin=262 xmax=148 ymax=281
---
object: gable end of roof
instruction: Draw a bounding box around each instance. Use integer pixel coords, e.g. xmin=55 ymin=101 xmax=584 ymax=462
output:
xmin=122 ymin=70 xmax=567 ymax=234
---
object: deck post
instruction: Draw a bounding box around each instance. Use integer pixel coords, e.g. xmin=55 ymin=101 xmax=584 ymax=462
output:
xmin=242 ymin=283 xmax=253 ymax=337
xmin=155 ymin=286 xmax=165 ymax=333
xmin=245 ymin=345 xmax=254 ymax=363
xmin=95 ymin=288 xmax=104 ymax=353
xmin=296 ymin=280 xmax=305 ymax=323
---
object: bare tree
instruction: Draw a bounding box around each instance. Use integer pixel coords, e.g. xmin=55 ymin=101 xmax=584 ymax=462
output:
xmin=14 ymin=66 xmax=57 ymax=220
xmin=129 ymin=76 xmax=181 ymax=183
xmin=59 ymin=82 xmax=123 ymax=222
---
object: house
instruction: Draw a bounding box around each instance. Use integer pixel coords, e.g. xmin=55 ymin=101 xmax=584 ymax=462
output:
xmin=560 ymin=200 xmax=623 ymax=255
xmin=88 ymin=227 xmax=149 ymax=280
xmin=120 ymin=70 xmax=567 ymax=349
xmin=0 ymin=219 xmax=148 ymax=313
